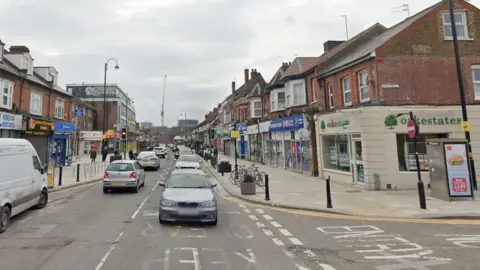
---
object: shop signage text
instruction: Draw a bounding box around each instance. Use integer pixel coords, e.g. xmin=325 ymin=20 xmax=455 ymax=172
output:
xmin=384 ymin=114 xmax=462 ymax=129
xmin=54 ymin=121 xmax=76 ymax=133
xmin=25 ymin=118 xmax=54 ymax=135
xmin=269 ymin=115 xmax=304 ymax=132
xmin=235 ymin=123 xmax=248 ymax=135
xmin=0 ymin=113 xmax=22 ymax=130
xmin=320 ymin=119 xmax=351 ymax=131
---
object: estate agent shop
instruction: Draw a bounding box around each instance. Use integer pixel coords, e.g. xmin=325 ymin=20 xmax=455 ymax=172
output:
xmin=315 ymin=106 xmax=475 ymax=190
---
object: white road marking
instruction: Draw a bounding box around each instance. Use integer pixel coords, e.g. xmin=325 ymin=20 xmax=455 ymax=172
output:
xmin=262 ymin=229 xmax=274 ymax=237
xmin=131 ymin=195 xmax=150 ymax=219
xmin=283 ymin=250 xmax=295 ymax=258
xmin=263 ymin=214 xmax=273 ymax=220
xmin=318 ymin=263 xmax=337 ymax=270
xmin=295 ymin=264 xmax=310 ymax=270
xmin=303 ymin=249 xmax=317 ymax=258
xmin=220 ymin=211 xmax=240 ymax=214
xmin=19 ymin=216 xmax=33 ymax=223
xmin=159 ymin=175 xmax=165 ymax=180
xmin=289 ymin=238 xmax=304 ymax=246
xmin=279 ymin=228 xmax=293 ymax=237
xmin=151 ymin=180 xmax=160 ymax=192
xmin=163 ymin=169 xmax=169 ymax=173
xmin=94 ymin=231 xmax=124 ymax=270
xmin=272 ymin=238 xmax=285 ymax=246
xmin=255 ymin=209 xmax=264 ymax=214
xmin=249 ymin=215 xmax=259 ymax=221
xmin=238 ymin=204 xmax=246 ymax=208
xmin=176 ymin=247 xmax=201 ymax=270
xmin=256 ymin=222 xmax=265 ymax=228
xmin=243 ymin=208 xmax=251 ymax=214
xmin=270 ymin=221 xmax=282 ymax=228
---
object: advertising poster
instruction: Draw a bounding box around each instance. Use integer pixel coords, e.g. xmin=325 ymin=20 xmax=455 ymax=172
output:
xmin=444 ymin=143 xmax=472 ymax=197
xmin=47 ymin=164 xmax=55 ymax=188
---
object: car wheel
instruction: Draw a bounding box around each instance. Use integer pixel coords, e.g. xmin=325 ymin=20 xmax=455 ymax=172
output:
xmin=103 ymin=187 xmax=108 ymax=194
xmin=35 ymin=189 xmax=48 ymax=209
xmin=140 ymin=177 xmax=145 ymax=187
xmin=0 ymin=205 xmax=11 ymax=234
xmin=133 ymin=182 xmax=139 ymax=193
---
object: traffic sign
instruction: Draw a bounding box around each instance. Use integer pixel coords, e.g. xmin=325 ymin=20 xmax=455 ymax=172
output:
xmin=74 ymin=109 xmax=85 ymax=117
xmin=407 ymin=119 xmax=416 ymax=138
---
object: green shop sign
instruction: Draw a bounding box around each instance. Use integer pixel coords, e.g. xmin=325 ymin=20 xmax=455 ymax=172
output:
xmin=320 ymin=119 xmax=351 ymax=131
xmin=384 ymin=114 xmax=462 ymax=129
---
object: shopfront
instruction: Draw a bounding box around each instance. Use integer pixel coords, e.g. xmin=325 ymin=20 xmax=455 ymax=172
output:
xmin=23 ymin=117 xmax=55 ymax=165
xmin=79 ymin=131 xmax=103 ymax=154
xmin=235 ymin=123 xmax=248 ymax=159
xmin=0 ymin=112 xmax=23 ymax=138
xmin=247 ymin=121 xmax=271 ymax=163
xmin=268 ymin=114 xmax=311 ymax=173
xmin=316 ymin=106 xmax=472 ymax=190
xmin=52 ymin=121 xmax=76 ymax=167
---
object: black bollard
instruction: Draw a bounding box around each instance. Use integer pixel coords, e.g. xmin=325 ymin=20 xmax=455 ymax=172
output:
xmin=58 ymin=166 xmax=63 ymax=186
xmin=418 ymin=181 xmax=427 ymax=209
xmin=265 ymin=174 xmax=270 ymax=201
xmin=76 ymin=164 xmax=80 ymax=182
xmin=326 ymin=176 xmax=332 ymax=208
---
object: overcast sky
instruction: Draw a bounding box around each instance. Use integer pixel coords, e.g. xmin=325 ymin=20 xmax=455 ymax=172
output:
xmin=1 ymin=0 xmax=478 ymax=127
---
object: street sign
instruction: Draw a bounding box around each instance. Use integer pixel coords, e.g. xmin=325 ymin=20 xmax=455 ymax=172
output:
xmin=407 ymin=119 xmax=416 ymax=138
xmin=74 ymin=109 xmax=85 ymax=117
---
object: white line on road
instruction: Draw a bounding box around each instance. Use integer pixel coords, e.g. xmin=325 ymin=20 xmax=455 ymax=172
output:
xmin=131 ymin=195 xmax=150 ymax=219
xmin=283 ymin=250 xmax=295 ymax=258
xmin=219 ymin=211 xmax=240 ymax=214
xmin=238 ymin=204 xmax=246 ymax=208
xmin=303 ymin=249 xmax=317 ymax=258
xmin=94 ymin=231 xmax=124 ymax=270
xmin=295 ymin=264 xmax=310 ymax=270
xmin=318 ymin=263 xmax=336 ymax=270
xmin=255 ymin=209 xmax=264 ymax=214
xmin=263 ymin=214 xmax=273 ymax=220
xmin=19 ymin=216 xmax=33 ymax=223
xmin=256 ymin=222 xmax=265 ymax=228
xmin=159 ymin=175 xmax=165 ymax=180
xmin=151 ymin=180 xmax=160 ymax=192
xmin=249 ymin=215 xmax=259 ymax=221
xmin=279 ymin=228 xmax=293 ymax=237
xmin=262 ymin=229 xmax=274 ymax=237
xmin=244 ymin=208 xmax=251 ymax=214
xmin=163 ymin=169 xmax=169 ymax=173
xmin=270 ymin=221 xmax=282 ymax=228
xmin=272 ymin=238 xmax=285 ymax=246
xmin=289 ymin=238 xmax=304 ymax=246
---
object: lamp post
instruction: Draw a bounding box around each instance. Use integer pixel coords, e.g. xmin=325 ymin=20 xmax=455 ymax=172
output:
xmin=448 ymin=0 xmax=477 ymax=190
xmin=102 ymin=58 xmax=120 ymax=149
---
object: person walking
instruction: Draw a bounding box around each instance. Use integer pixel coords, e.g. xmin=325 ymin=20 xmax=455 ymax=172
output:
xmin=128 ymin=148 xmax=134 ymax=160
xmin=90 ymin=149 xmax=97 ymax=163
xmin=102 ymin=146 xmax=108 ymax=162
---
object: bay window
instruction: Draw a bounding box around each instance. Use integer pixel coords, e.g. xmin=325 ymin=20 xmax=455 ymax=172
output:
xmin=270 ymin=89 xmax=286 ymax=112
xmin=0 ymin=79 xmax=13 ymax=110
xmin=251 ymin=101 xmax=262 ymax=118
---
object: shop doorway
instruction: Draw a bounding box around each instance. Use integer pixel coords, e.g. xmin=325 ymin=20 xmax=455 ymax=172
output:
xmin=352 ymin=138 xmax=364 ymax=183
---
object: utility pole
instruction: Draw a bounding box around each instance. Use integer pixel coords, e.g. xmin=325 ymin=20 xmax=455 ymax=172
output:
xmin=161 ymin=74 xmax=167 ymax=127
xmin=342 ymin=15 xmax=349 ymax=40
xmin=448 ymin=0 xmax=477 ymax=190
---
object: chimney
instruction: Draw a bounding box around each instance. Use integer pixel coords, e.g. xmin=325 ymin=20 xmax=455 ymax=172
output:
xmin=244 ymin=69 xmax=249 ymax=84
xmin=231 ymin=81 xmax=236 ymax=94
xmin=9 ymin=45 xmax=30 ymax=54
xmin=323 ymin=40 xmax=345 ymax=53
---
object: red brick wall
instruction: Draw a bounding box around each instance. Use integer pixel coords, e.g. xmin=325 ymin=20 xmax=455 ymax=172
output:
xmin=262 ymin=94 xmax=270 ymax=118
xmin=91 ymin=101 xmax=118 ymax=131
xmin=306 ymin=70 xmax=325 ymax=109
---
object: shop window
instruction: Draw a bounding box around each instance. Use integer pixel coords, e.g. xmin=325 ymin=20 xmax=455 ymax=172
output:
xmin=397 ymin=133 xmax=448 ymax=172
xmin=323 ymin=135 xmax=350 ymax=172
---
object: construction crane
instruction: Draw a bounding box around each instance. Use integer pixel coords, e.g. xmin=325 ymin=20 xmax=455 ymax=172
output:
xmin=161 ymin=74 xmax=167 ymax=127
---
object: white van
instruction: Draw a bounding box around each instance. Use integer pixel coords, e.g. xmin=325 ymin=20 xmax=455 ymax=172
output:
xmin=0 ymin=139 xmax=48 ymax=233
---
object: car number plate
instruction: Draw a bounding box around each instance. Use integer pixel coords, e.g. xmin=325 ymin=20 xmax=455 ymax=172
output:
xmin=111 ymin=182 xmax=125 ymax=186
xmin=178 ymin=209 xmax=197 ymax=215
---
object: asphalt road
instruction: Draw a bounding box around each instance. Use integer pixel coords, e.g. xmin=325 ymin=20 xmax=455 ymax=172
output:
xmin=0 ymin=155 xmax=479 ymax=270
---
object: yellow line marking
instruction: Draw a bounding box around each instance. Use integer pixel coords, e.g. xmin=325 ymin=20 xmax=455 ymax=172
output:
xmin=218 ymin=192 xmax=480 ymax=225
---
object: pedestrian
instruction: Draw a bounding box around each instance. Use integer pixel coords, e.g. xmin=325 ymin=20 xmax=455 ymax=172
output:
xmin=128 ymin=148 xmax=134 ymax=160
xmin=90 ymin=149 xmax=97 ymax=163
xmin=102 ymin=146 xmax=108 ymax=162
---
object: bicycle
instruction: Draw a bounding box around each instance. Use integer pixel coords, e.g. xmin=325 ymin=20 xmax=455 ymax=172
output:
xmin=229 ymin=165 xmax=247 ymax=186
xmin=245 ymin=163 xmax=266 ymax=187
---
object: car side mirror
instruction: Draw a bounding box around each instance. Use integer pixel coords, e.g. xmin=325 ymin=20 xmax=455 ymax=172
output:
xmin=159 ymin=182 xmax=165 ymax=187
xmin=211 ymin=183 xmax=217 ymax=188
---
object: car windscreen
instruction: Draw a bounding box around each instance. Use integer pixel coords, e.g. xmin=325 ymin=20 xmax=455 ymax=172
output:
xmin=178 ymin=155 xmax=199 ymax=162
xmin=107 ymin=163 xmax=134 ymax=171
xmin=166 ymin=174 xmax=209 ymax=188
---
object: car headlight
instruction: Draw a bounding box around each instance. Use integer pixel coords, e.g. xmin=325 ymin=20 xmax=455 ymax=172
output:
xmin=199 ymin=200 xmax=216 ymax=207
xmin=161 ymin=200 xmax=177 ymax=206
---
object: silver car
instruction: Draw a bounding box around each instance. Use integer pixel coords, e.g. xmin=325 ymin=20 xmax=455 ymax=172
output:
xmin=175 ymin=154 xmax=201 ymax=169
xmin=103 ymin=160 xmax=146 ymax=193
xmin=159 ymin=169 xmax=218 ymax=225
xmin=137 ymin=151 xmax=161 ymax=170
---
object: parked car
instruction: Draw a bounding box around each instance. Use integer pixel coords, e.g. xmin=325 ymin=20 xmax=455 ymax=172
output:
xmin=103 ymin=160 xmax=145 ymax=193
xmin=0 ymin=139 xmax=48 ymax=233
xmin=136 ymin=151 xmax=161 ymax=170
xmin=175 ymin=154 xmax=201 ymax=169
xmin=154 ymin=145 xmax=167 ymax=158
xmin=158 ymin=169 xmax=217 ymax=225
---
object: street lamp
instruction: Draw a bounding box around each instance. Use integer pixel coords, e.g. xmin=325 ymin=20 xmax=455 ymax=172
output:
xmin=103 ymin=58 xmax=120 ymax=148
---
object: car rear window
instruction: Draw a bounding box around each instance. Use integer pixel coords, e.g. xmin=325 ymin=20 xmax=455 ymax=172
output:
xmin=178 ymin=155 xmax=199 ymax=162
xmin=138 ymin=152 xmax=155 ymax=158
xmin=166 ymin=174 xmax=209 ymax=188
xmin=107 ymin=163 xmax=134 ymax=171
xmin=154 ymin=147 xmax=165 ymax=150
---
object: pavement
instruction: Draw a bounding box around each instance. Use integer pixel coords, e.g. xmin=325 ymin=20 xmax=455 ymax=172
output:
xmin=208 ymin=154 xmax=480 ymax=219
xmin=0 ymin=151 xmax=479 ymax=269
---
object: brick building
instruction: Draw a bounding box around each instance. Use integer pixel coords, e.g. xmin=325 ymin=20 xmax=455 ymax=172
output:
xmin=309 ymin=0 xmax=480 ymax=190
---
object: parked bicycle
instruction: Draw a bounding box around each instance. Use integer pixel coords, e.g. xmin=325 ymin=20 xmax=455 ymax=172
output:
xmin=229 ymin=163 xmax=266 ymax=187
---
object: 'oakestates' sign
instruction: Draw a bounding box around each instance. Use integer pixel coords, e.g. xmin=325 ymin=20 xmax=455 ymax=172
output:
xmin=320 ymin=119 xmax=351 ymax=131
xmin=384 ymin=114 xmax=462 ymax=129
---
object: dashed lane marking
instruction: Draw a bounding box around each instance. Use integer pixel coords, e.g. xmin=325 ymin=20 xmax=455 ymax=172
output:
xmin=249 ymin=215 xmax=259 ymax=221
xmin=244 ymin=208 xmax=251 ymax=214
xmin=255 ymin=209 xmax=264 ymax=214
xmin=256 ymin=222 xmax=265 ymax=228
xmin=279 ymin=228 xmax=293 ymax=237
xmin=262 ymin=229 xmax=274 ymax=237
xmin=94 ymin=231 xmax=124 ymax=270
xmin=289 ymin=238 xmax=304 ymax=246
xmin=263 ymin=214 xmax=273 ymax=220
xmin=270 ymin=221 xmax=282 ymax=228
xmin=238 ymin=204 xmax=246 ymax=208
xmin=272 ymin=238 xmax=285 ymax=246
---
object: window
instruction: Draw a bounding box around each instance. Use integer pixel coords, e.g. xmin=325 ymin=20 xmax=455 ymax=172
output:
xmin=252 ymin=101 xmax=262 ymax=118
xmin=243 ymin=107 xmax=248 ymax=121
xmin=443 ymin=11 xmax=468 ymax=40
xmin=311 ymin=79 xmax=317 ymax=102
xmin=397 ymin=134 xmax=448 ymax=172
xmin=358 ymin=70 xmax=370 ymax=102
xmin=87 ymin=109 xmax=92 ymax=117
xmin=342 ymin=76 xmax=352 ymax=106
xmin=55 ymin=99 xmax=65 ymax=119
xmin=291 ymin=83 xmax=305 ymax=106
xmin=30 ymin=91 xmax=43 ymax=115
xmin=32 ymin=156 xmax=42 ymax=172
xmin=327 ymin=83 xmax=334 ymax=109
xmin=323 ymin=135 xmax=350 ymax=172
xmin=472 ymin=66 xmax=480 ymax=100
xmin=0 ymin=79 xmax=13 ymax=110
xmin=278 ymin=92 xmax=286 ymax=109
